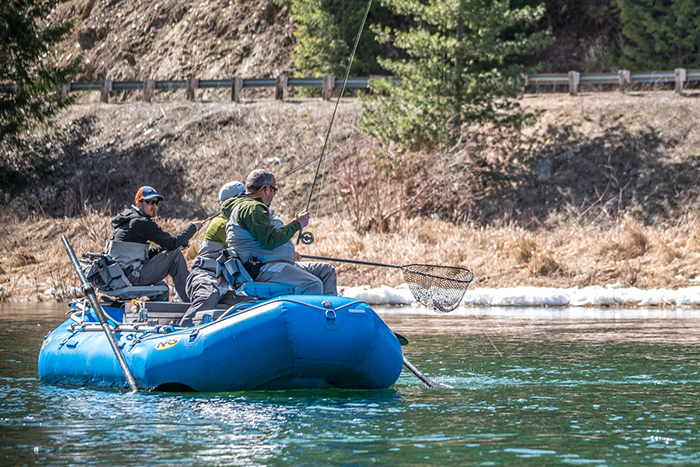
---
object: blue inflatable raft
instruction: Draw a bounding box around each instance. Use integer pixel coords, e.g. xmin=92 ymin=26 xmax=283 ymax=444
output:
xmin=38 ymin=294 xmax=404 ymax=391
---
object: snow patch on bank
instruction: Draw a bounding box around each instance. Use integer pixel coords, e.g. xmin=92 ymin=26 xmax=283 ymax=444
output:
xmin=341 ymin=284 xmax=700 ymax=307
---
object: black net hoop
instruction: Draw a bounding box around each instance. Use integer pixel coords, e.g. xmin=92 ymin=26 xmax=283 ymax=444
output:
xmin=403 ymin=264 xmax=474 ymax=313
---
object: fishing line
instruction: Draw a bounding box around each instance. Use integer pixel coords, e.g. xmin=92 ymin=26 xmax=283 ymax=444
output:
xmin=279 ymin=94 xmax=442 ymax=183
xmin=299 ymin=0 xmax=374 ymax=245
xmin=278 ymin=113 xmax=406 ymax=182
xmin=473 ymin=310 xmax=502 ymax=357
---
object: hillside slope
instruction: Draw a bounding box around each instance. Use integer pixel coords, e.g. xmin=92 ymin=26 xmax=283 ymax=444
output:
xmin=51 ymin=0 xmax=622 ymax=84
xmin=52 ymin=0 xmax=295 ymax=82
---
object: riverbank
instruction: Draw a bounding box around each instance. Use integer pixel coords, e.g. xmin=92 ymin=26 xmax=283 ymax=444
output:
xmin=3 ymin=91 xmax=700 ymax=303
xmin=3 ymin=210 xmax=700 ymax=304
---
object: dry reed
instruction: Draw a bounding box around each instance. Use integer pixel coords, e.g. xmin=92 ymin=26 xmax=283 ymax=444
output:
xmin=4 ymin=212 xmax=699 ymax=302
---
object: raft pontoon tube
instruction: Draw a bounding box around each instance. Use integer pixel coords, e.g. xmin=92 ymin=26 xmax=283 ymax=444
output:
xmin=38 ymin=294 xmax=404 ymax=391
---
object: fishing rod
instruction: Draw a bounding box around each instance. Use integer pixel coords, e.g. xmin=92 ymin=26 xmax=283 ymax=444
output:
xmin=278 ymin=116 xmax=399 ymax=182
xmin=202 ymin=212 xmax=219 ymax=223
xmin=297 ymin=0 xmax=374 ymax=247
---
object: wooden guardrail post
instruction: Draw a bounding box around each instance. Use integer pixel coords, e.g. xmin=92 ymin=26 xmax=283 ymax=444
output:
xmin=100 ymin=79 xmax=112 ymax=103
xmin=275 ymin=75 xmax=288 ymax=100
xmin=568 ymin=71 xmax=580 ymax=96
xmin=60 ymin=83 xmax=70 ymax=100
xmin=675 ymin=68 xmax=687 ymax=94
xmin=618 ymin=70 xmax=630 ymax=93
xmin=322 ymin=75 xmax=335 ymax=101
xmin=186 ymin=76 xmax=199 ymax=101
xmin=143 ymin=79 xmax=156 ymax=102
xmin=231 ymin=77 xmax=243 ymax=102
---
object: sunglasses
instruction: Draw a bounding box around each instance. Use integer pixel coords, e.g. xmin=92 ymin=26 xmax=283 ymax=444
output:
xmin=144 ymin=199 xmax=160 ymax=206
xmin=266 ymin=185 xmax=278 ymax=193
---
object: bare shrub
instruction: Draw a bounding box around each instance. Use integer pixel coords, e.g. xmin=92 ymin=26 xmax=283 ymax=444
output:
xmin=6 ymin=249 xmax=38 ymax=268
xmin=617 ymin=228 xmax=648 ymax=260
xmin=333 ymin=134 xmax=487 ymax=232
xmin=333 ymin=142 xmax=404 ymax=233
xmin=528 ymin=250 xmax=561 ymax=276
xmin=619 ymin=266 xmax=640 ymax=287
xmin=510 ymin=237 xmax=537 ymax=264
xmin=506 ymin=235 xmax=561 ymax=276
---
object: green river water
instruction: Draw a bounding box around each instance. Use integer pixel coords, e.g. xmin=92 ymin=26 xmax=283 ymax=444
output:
xmin=1 ymin=302 xmax=699 ymax=466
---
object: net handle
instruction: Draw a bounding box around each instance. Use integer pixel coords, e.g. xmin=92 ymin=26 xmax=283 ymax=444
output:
xmin=302 ymin=255 xmax=402 ymax=270
xmin=302 ymin=255 xmax=472 ymax=282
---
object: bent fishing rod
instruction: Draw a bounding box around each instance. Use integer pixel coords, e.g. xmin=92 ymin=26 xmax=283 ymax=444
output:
xmin=296 ymin=0 xmax=374 ymax=246
xmin=278 ymin=116 xmax=399 ymax=182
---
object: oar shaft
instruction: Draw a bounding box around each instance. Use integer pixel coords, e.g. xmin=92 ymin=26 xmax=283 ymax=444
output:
xmin=403 ymin=356 xmax=453 ymax=389
xmin=61 ymin=236 xmax=139 ymax=393
xmin=302 ymin=254 xmax=401 ymax=269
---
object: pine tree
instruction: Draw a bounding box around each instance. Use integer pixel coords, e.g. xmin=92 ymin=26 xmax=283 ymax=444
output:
xmin=363 ymin=0 xmax=550 ymax=149
xmin=274 ymin=0 xmax=395 ymax=76
xmin=0 ymin=0 xmax=79 ymax=147
xmin=616 ymin=0 xmax=700 ymax=70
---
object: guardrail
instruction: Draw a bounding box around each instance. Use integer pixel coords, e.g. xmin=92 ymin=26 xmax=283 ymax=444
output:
xmin=525 ymin=69 xmax=699 ymax=95
xmin=1 ymin=69 xmax=698 ymax=102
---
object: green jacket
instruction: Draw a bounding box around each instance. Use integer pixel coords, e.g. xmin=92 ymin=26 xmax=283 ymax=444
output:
xmin=204 ymin=212 xmax=228 ymax=243
xmin=221 ymin=195 xmax=301 ymax=250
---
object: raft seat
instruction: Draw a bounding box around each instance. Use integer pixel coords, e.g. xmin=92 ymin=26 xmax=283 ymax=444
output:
xmin=237 ymin=281 xmax=294 ymax=299
xmin=81 ymin=252 xmax=171 ymax=301
xmin=93 ymin=263 xmax=170 ymax=301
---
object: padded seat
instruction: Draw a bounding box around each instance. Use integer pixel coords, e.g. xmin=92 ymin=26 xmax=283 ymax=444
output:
xmin=84 ymin=255 xmax=170 ymax=301
xmin=99 ymin=284 xmax=170 ymax=301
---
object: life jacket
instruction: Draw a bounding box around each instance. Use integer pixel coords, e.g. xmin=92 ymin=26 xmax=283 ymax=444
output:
xmin=226 ymin=202 xmax=295 ymax=266
xmin=104 ymin=240 xmax=149 ymax=277
xmin=190 ymin=240 xmax=227 ymax=276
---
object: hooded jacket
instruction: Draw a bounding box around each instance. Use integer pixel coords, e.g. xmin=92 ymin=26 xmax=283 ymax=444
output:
xmin=106 ymin=205 xmax=197 ymax=274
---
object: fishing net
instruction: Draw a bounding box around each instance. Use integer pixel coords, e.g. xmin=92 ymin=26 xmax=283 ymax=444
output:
xmin=403 ymin=264 xmax=474 ymax=313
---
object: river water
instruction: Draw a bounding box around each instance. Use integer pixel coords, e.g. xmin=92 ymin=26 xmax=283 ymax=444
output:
xmin=2 ymin=302 xmax=700 ymax=466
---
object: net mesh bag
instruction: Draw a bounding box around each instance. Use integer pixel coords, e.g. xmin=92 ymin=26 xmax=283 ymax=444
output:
xmin=404 ymin=264 xmax=474 ymax=313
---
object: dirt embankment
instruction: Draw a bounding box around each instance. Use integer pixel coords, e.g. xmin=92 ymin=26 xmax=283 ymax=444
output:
xmin=3 ymin=92 xmax=700 ymax=302
xmin=52 ymin=0 xmax=295 ymax=83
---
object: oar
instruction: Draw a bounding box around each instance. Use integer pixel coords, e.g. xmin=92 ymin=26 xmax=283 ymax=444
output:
xmin=61 ymin=235 xmax=139 ymax=393
xmin=394 ymin=334 xmax=453 ymax=388
xmin=403 ymin=356 xmax=453 ymax=389
xmin=301 ymin=255 xmax=474 ymax=312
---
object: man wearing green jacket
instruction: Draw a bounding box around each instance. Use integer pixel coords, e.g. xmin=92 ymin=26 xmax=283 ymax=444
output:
xmin=179 ymin=181 xmax=246 ymax=327
xmin=223 ymin=169 xmax=337 ymax=296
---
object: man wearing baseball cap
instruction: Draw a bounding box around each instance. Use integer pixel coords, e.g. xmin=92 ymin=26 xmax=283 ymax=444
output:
xmin=179 ymin=181 xmax=246 ymax=326
xmin=105 ymin=186 xmax=203 ymax=301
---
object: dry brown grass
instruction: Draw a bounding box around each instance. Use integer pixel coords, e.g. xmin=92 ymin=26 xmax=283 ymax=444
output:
xmin=4 ymin=211 xmax=700 ymax=302
xmin=4 ymin=92 xmax=700 ymax=302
